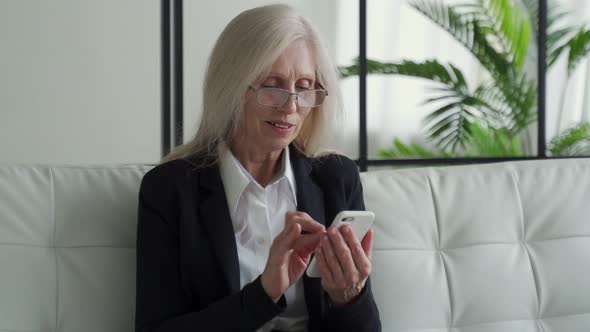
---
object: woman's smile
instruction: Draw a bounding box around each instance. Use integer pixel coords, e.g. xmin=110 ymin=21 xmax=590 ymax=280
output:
xmin=265 ymin=120 xmax=296 ymax=135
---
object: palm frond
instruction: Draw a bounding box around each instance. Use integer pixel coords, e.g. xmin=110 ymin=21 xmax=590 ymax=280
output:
xmin=520 ymin=0 xmax=539 ymax=39
xmin=565 ymin=27 xmax=590 ymax=75
xmin=549 ymin=122 xmax=590 ymax=156
xmin=463 ymin=122 xmax=522 ymax=156
xmin=475 ymin=74 xmax=537 ymax=135
xmin=521 ymin=0 xmax=569 ymax=39
xmin=489 ymin=0 xmax=531 ymax=71
xmin=378 ymin=138 xmax=449 ymax=158
xmin=457 ymin=0 xmax=531 ymax=72
xmin=340 ymin=57 xmax=523 ymax=153
xmin=472 ymin=82 xmax=512 ymax=126
xmin=340 ymin=58 xmax=469 ymax=91
xmin=547 ymin=27 xmax=576 ymax=68
xmin=356 ymin=59 xmax=481 ymax=152
xmin=505 ymin=82 xmax=537 ymax=133
xmin=422 ymin=98 xmax=482 ymax=152
xmin=409 ymin=0 xmax=514 ymax=80
xmin=526 ymin=0 xmax=576 ymax=68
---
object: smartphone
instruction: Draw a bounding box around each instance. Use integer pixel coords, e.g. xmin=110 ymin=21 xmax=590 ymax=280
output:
xmin=305 ymin=210 xmax=375 ymax=278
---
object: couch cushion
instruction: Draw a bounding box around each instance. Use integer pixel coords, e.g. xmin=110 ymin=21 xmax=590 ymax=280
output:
xmin=1 ymin=159 xmax=589 ymax=332
xmin=0 ymin=165 xmax=151 ymax=332
xmin=361 ymin=158 xmax=590 ymax=332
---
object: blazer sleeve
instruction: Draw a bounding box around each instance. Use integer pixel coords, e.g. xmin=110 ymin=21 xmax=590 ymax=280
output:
xmin=134 ymin=166 xmax=285 ymax=332
xmin=312 ymin=156 xmax=382 ymax=332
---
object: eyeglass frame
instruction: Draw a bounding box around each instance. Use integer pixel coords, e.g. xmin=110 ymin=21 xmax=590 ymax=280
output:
xmin=248 ymin=83 xmax=329 ymax=109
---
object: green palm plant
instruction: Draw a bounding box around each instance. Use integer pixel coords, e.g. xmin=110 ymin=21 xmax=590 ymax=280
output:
xmin=378 ymin=122 xmax=521 ymax=158
xmin=548 ymin=122 xmax=590 ymax=156
xmin=340 ymin=0 xmax=590 ymax=157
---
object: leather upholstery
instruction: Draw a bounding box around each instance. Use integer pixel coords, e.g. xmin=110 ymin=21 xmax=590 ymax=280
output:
xmin=362 ymin=158 xmax=590 ymax=332
xmin=0 ymin=159 xmax=588 ymax=332
xmin=0 ymin=166 xmax=150 ymax=332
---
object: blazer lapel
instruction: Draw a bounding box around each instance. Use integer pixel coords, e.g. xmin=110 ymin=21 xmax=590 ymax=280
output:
xmin=290 ymin=146 xmax=329 ymax=318
xmin=198 ymin=164 xmax=241 ymax=294
xmin=290 ymin=146 xmax=326 ymax=227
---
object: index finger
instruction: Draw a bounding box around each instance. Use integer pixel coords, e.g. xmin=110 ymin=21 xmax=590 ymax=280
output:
xmin=293 ymin=232 xmax=324 ymax=253
xmin=286 ymin=212 xmax=325 ymax=233
xmin=340 ymin=225 xmax=372 ymax=273
xmin=361 ymin=228 xmax=373 ymax=260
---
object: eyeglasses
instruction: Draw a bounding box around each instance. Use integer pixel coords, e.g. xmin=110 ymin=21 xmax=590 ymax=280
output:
xmin=249 ymin=85 xmax=328 ymax=108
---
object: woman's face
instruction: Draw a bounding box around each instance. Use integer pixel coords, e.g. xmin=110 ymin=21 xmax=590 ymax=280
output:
xmin=234 ymin=40 xmax=316 ymax=154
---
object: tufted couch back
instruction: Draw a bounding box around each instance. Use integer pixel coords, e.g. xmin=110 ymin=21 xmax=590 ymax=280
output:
xmin=0 ymin=166 xmax=150 ymax=332
xmin=362 ymin=158 xmax=590 ymax=331
xmin=0 ymin=159 xmax=589 ymax=332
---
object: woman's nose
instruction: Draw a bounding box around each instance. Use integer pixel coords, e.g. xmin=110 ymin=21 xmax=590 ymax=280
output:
xmin=278 ymin=93 xmax=298 ymax=113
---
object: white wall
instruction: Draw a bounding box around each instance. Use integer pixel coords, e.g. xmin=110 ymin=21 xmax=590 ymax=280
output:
xmin=0 ymin=0 xmax=160 ymax=165
xmin=0 ymin=0 xmax=359 ymax=164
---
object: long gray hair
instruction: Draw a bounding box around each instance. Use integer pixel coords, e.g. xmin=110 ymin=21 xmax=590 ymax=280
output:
xmin=161 ymin=4 xmax=342 ymax=165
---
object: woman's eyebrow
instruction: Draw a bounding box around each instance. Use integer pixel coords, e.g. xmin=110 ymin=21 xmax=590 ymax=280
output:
xmin=265 ymin=72 xmax=316 ymax=81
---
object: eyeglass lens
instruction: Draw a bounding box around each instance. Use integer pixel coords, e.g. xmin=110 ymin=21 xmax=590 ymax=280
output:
xmin=257 ymin=88 xmax=326 ymax=108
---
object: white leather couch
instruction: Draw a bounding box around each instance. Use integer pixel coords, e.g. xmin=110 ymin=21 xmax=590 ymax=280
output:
xmin=1 ymin=158 xmax=589 ymax=332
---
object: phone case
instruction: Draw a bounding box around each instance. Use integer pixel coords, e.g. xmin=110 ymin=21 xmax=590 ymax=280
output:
xmin=305 ymin=210 xmax=375 ymax=278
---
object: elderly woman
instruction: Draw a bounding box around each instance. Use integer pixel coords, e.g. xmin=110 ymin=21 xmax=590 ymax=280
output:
xmin=135 ymin=4 xmax=380 ymax=332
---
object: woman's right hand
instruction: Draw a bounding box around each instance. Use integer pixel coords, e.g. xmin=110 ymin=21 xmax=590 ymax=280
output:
xmin=260 ymin=211 xmax=325 ymax=302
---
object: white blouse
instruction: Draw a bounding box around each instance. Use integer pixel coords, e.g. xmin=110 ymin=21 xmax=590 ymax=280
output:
xmin=218 ymin=145 xmax=308 ymax=332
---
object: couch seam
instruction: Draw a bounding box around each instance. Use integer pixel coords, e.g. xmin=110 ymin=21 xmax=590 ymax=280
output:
xmin=373 ymin=234 xmax=590 ymax=251
xmin=510 ymin=170 xmax=544 ymax=332
xmin=445 ymin=311 xmax=590 ymax=330
xmin=426 ymin=175 xmax=453 ymax=329
xmin=426 ymin=175 xmax=441 ymax=255
xmin=8 ymin=239 xmax=590 ymax=249
xmin=539 ymin=311 xmax=590 ymax=320
xmin=8 ymin=236 xmax=590 ymax=250
xmin=50 ymin=168 xmax=58 ymax=332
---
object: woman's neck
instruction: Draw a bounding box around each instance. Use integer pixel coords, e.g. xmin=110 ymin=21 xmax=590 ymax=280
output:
xmin=229 ymin=144 xmax=284 ymax=187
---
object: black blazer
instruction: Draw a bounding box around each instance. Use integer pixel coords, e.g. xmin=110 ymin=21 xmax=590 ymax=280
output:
xmin=135 ymin=146 xmax=381 ymax=332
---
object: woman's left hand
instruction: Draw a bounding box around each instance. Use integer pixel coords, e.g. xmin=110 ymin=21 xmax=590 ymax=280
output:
xmin=314 ymin=224 xmax=373 ymax=305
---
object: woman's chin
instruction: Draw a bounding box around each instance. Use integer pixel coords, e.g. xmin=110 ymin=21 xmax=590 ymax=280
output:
xmin=266 ymin=137 xmax=294 ymax=152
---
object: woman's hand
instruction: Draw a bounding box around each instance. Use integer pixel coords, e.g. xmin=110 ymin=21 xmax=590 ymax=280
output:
xmin=314 ymin=225 xmax=373 ymax=305
xmin=260 ymin=211 xmax=325 ymax=302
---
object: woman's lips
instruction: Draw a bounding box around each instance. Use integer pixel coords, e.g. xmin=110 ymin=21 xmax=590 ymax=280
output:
xmin=266 ymin=121 xmax=295 ymax=135
xmin=266 ymin=121 xmax=294 ymax=129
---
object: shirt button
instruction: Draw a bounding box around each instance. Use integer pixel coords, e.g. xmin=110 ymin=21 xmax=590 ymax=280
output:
xmin=257 ymin=238 xmax=265 ymax=245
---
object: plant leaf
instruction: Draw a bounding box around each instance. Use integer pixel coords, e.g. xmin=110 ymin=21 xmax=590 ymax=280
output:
xmin=520 ymin=0 xmax=578 ymax=69
xmin=378 ymin=137 xmax=450 ymax=158
xmin=566 ymin=27 xmax=590 ymax=75
xmin=548 ymin=122 xmax=590 ymax=156
xmin=459 ymin=0 xmax=532 ymax=72
xmin=409 ymin=0 xmax=514 ymax=80
xmin=463 ymin=122 xmax=522 ymax=156
xmin=475 ymin=74 xmax=537 ymax=135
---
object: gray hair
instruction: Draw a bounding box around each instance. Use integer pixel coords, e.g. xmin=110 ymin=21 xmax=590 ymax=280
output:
xmin=161 ymin=4 xmax=342 ymax=165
